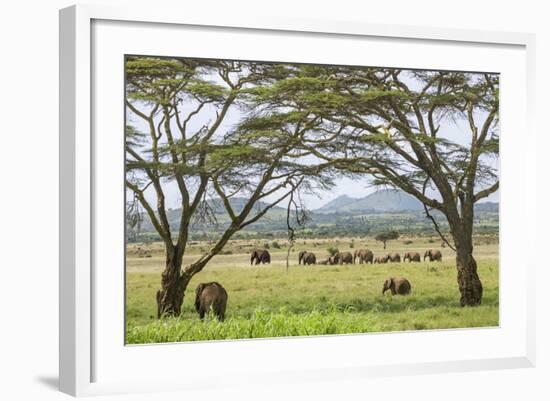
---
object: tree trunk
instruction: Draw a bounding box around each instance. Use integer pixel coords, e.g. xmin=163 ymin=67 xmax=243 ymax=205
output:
xmin=156 ymin=247 xmax=190 ymax=318
xmin=454 ymin=235 xmax=483 ymax=306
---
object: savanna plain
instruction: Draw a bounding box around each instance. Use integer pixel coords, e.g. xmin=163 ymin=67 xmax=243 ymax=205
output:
xmin=126 ymin=236 xmax=499 ymax=344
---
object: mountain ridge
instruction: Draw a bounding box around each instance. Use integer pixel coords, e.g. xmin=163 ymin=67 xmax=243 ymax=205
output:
xmin=134 ymin=189 xmax=498 ymax=234
xmin=316 ymin=189 xmax=423 ymax=213
xmin=316 ymin=189 xmax=499 ymax=213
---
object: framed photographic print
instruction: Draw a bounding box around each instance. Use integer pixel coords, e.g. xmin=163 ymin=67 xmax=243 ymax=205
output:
xmin=59 ymin=4 xmax=536 ymax=396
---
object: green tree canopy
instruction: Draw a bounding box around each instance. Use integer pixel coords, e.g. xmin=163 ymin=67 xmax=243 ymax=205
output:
xmin=243 ymin=65 xmax=499 ymax=306
xmin=125 ymin=57 xmax=332 ymax=317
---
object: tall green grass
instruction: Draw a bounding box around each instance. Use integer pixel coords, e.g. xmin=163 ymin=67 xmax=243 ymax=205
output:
xmin=127 ymin=303 xmax=499 ymax=344
xmin=126 ymin=256 xmax=499 ymax=344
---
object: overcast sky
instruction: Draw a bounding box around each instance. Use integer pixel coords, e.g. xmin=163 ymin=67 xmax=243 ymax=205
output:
xmin=126 ymin=65 xmax=499 ymax=210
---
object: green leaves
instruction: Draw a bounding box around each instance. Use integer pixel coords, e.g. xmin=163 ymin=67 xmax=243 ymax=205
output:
xmin=186 ymin=81 xmax=228 ymax=102
xmin=375 ymin=231 xmax=400 ymax=242
xmin=126 ymin=57 xmax=190 ymax=79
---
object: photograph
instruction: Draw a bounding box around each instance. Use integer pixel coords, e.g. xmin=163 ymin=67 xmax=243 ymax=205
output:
xmin=124 ymin=56 xmax=500 ymax=344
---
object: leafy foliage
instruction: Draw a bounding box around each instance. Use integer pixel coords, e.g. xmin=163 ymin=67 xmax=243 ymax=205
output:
xmin=375 ymin=231 xmax=400 ymax=243
xmin=125 ymin=57 xmax=500 ymax=309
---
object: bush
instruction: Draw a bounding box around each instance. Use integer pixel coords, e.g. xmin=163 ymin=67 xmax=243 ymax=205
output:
xmin=404 ymin=240 xmax=413 ymax=245
xmin=271 ymin=241 xmax=281 ymax=249
xmin=264 ymin=242 xmax=270 ymax=249
xmin=327 ymin=247 xmax=339 ymax=256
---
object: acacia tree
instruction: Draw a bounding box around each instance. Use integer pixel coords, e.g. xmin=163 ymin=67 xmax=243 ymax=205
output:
xmin=126 ymin=58 xmax=327 ymax=317
xmin=254 ymin=66 xmax=499 ymax=306
xmin=375 ymin=231 xmax=400 ymax=249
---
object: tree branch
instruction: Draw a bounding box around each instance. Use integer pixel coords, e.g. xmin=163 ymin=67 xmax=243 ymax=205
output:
xmin=422 ymin=179 xmax=456 ymax=251
xmin=474 ymin=181 xmax=499 ymax=202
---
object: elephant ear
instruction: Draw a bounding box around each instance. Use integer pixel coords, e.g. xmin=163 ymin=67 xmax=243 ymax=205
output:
xmin=195 ymin=283 xmax=206 ymax=312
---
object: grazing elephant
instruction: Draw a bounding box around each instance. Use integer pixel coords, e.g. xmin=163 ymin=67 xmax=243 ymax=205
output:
xmin=382 ymin=277 xmax=411 ymax=295
xmin=374 ymin=255 xmax=389 ymax=264
xmin=195 ymin=282 xmax=228 ymax=321
xmin=334 ymin=251 xmax=353 ymax=265
xmin=387 ymin=252 xmax=401 ymax=262
xmin=317 ymin=259 xmax=330 ymax=265
xmin=298 ymin=251 xmax=317 ymax=265
xmin=354 ymin=248 xmax=374 ymax=264
xmin=403 ymin=251 xmax=421 ymax=262
xmin=424 ymin=249 xmax=442 ymax=262
xmin=250 ymin=249 xmax=271 ymax=265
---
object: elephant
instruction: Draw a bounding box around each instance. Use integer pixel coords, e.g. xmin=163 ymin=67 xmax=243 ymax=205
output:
xmin=317 ymin=258 xmax=330 ymax=265
xmin=250 ymin=249 xmax=271 ymax=265
xmin=374 ymin=255 xmax=389 ymax=264
xmin=354 ymin=248 xmax=374 ymax=264
xmin=424 ymin=249 xmax=442 ymax=262
xmin=195 ymin=282 xmax=228 ymax=321
xmin=334 ymin=251 xmax=353 ymax=265
xmin=403 ymin=251 xmax=421 ymax=262
xmin=387 ymin=252 xmax=401 ymax=263
xmin=382 ymin=277 xmax=411 ymax=295
xmin=298 ymin=250 xmax=317 ymax=265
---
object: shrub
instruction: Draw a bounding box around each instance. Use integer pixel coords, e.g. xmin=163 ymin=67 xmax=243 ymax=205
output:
xmin=327 ymin=247 xmax=339 ymax=256
xmin=404 ymin=240 xmax=413 ymax=245
xmin=271 ymin=241 xmax=281 ymax=249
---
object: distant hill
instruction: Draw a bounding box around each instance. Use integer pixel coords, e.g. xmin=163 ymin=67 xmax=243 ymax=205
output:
xmin=133 ymin=190 xmax=498 ymax=237
xmin=317 ymin=189 xmax=499 ymax=214
xmin=317 ymin=189 xmax=423 ymax=213
xmin=138 ymin=197 xmax=285 ymax=232
xmin=316 ymin=195 xmax=357 ymax=211
xmin=206 ymin=198 xmax=285 ymax=214
xmin=473 ymin=201 xmax=499 ymax=212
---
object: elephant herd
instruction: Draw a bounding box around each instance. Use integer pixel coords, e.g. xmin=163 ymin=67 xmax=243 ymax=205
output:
xmin=192 ymin=246 xmax=442 ymax=321
xmin=248 ymin=248 xmax=442 ymax=266
xmin=304 ymin=248 xmax=442 ymax=266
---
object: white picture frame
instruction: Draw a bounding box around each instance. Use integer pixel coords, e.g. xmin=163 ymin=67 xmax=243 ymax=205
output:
xmin=59 ymin=4 xmax=536 ymax=397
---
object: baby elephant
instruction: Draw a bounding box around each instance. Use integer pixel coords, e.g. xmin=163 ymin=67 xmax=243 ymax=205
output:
xmin=382 ymin=277 xmax=412 ymax=295
xmin=195 ymin=282 xmax=228 ymax=321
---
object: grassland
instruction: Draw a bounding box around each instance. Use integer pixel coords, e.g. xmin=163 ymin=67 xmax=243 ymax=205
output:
xmin=126 ymin=236 xmax=499 ymax=344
